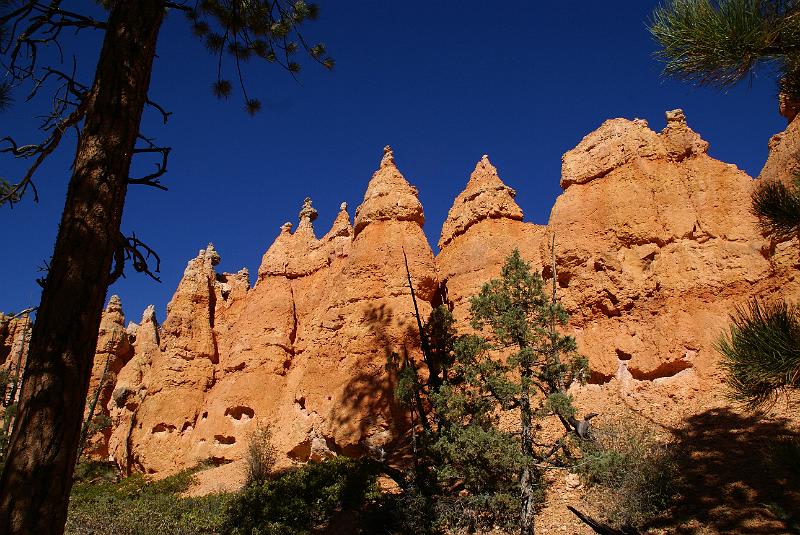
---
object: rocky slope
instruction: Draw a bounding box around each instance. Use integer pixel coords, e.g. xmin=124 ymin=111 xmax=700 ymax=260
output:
xmin=5 ymin=110 xmax=798 ymax=486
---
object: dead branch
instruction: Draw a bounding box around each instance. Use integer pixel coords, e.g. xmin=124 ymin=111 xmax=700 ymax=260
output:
xmin=128 ymin=145 xmax=171 ymax=191
xmin=109 ymin=232 xmax=162 ymax=284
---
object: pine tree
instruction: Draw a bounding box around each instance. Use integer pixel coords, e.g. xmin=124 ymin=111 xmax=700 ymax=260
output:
xmin=395 ymin=249 xmax=589 ymax=534
xmin=718 ymin=300 xmax=800 ymax=410
xmin=469 ymin=248 xmax=588 ymax=535
xmin=751 ymin=171 xmax=800 ymax=239
xmin=0 ymin=3 xmax=332 ymax=533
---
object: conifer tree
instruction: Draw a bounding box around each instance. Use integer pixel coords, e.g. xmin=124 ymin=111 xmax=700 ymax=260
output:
xmin=0 ymin=2 xmax=332 ymax=533
xmin=468 ymin=249 xmax=588 ymax=535
xmin=395 ymin=249 xmax=588 ymax=534
xmin=650 ymin=0 xmax=800 ymax=97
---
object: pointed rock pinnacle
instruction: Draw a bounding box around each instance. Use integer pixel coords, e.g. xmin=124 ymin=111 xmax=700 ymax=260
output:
xmin=353 ymin=146 xmax=424 ymax=236
xmin=439 ymin=155 xmax=522 ymax=248
xmin=204 ymin=243 xmax=221 ymax=266
xmin=106 ymin=294 xmax=123 ymax=312
xmin=380 ymin=145 xmax=395 ymax=168
xmin=299 ymin=197 xmax=318 ymax=225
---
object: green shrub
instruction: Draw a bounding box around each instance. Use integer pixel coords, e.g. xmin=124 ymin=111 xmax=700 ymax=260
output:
xmin=66 ymin=466 xmax=231 ymax=535
xmin=222 ymin=456 xmax=379 ymax=535
xmin=576 ymin=416 xmax=678 ymax=528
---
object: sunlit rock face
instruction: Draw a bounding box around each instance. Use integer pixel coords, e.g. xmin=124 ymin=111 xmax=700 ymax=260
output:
xmin=83 ymin=110 xmax=798 ymax=483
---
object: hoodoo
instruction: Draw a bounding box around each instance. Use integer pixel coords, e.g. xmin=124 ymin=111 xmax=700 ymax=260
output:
xmin=8 ymin=111 xmax=795 ymax=485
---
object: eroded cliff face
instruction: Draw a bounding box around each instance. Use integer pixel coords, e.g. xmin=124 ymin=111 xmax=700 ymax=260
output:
xmin=102 ymin=147 xmax=436 ymax=475
xmin=71 ymin=110 xmax=799 ymax=480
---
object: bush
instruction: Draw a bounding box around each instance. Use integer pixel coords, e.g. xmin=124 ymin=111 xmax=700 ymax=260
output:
xmin=222 ymin=456 xmax=380 ymax=535
xmin=66 ymin=466 xmax=232 ymax=535
xmin=245 ymin=423 xmax=277 ymax=485
xmin=576 ymin=416 xmax=678 ymax=528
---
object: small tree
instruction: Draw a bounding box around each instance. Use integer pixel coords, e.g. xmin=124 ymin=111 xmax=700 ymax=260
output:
xmin=393 ymin=248 xmax=589 ymax=534
xmin=468 ymin=248 xmax=588 ymax=535
xmin=245 ymin=423 xmax=277 ymax=486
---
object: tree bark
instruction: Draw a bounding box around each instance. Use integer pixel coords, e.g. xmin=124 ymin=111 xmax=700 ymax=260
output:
xmin=520 ymin=367 xmax=536 ymax=535
xmin=0 ymin=2 xmax=164 ymax=533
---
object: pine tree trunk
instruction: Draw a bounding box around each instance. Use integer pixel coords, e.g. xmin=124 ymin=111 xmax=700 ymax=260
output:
xmin=520 ymin=367 xmax=536 ymax=535
xmin=0 ymin=3 xmax=164 ymax=533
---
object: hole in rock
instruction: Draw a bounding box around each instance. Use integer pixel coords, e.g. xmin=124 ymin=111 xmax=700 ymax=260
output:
xmin=288 ymin=439 xmax=311 ymax=462
xmin=628 ymin=360 xmax=693 ymax=381
xmin=227 ymin=361 xmax=246 ymax=372
xmin=295 ymin=397 xmax=306 ymax=410
xmin=615 ymin=349 xmax=633 ymax=361
xmin=642 ymin=250 xmax=658 ymax=263
xmin=181 ymin=421 xmax=193 ymax=433
xmin=225 ymin=406 xmax=255 ymax=421
xmin=588 ymin=370 xmax=614 ymax=385
xmin=557 ymin=271 xmax=571 ymax=289
xmin=208 ymin=456 xmax=233 ymax=466
xmin=283 ymin=359 xmax=291 ymax=371
xmin=214 ymin=434 xmax=236 ymax=446
xmin=201 ymin=411 xmax=208 ymax=420
xmin=151 ymin=423 xmax=176 ymax=435
xmin=339 ymin=443 xmax=365 ymax=458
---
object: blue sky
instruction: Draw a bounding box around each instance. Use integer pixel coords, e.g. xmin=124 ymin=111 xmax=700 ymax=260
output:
xmin=0 ymin=2 xmax=787 ymax=323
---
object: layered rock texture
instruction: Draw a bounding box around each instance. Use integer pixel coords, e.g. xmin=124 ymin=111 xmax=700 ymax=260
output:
xmin=5 ymin=110 xmax=796 ymax=480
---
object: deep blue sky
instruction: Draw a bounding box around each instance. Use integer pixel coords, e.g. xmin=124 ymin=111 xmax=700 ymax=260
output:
xmin=0 ymin=2 xmax=787 ymax=324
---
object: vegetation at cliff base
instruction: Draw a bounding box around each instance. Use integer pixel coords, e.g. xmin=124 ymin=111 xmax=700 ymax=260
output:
xmin=384 ymin=249 xmax=592 ymax=534
xmin=66 ymin=457 xmax=382 ymax=535
xmin=575 ymin=415 xmax=679 ymax=529
xmin=66 ymin=465 xmax=231 ymax=535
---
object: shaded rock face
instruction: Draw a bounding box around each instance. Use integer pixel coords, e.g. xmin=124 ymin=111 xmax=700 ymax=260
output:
xmin=90 ymin=111 xmax=799 ymax=479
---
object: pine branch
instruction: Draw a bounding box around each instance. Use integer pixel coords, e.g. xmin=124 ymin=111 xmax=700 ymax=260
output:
xmin=718 ymin=299 xmax=800 ymax=411
xmin=752 ymin=173 xmax=800 ymax=239
xmin=650 ymin=0 xmax=800 ymax=94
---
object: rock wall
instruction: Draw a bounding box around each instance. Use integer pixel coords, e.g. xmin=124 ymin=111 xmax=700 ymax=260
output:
xmin=70 ymin=110 xmax=800 ymax=477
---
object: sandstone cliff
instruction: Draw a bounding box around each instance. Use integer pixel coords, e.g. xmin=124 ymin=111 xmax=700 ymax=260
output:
xmin=66 ymin=110 xmax=799 ymax=481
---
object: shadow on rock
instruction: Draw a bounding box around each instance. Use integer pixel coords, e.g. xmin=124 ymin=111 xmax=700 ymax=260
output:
xmin=329 ymin=303 xmax=418 ymax=463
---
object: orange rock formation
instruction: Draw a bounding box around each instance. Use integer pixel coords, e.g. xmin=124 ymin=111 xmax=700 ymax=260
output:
xmin=5 ymin=110 xmax=796 ymax=484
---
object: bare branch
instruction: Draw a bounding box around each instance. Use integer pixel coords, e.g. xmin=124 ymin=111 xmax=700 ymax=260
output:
xmin=145 ymin=98 xmax=172 ymax=124
xmin=109 ymin=232 xmax=162 ymax=284
xmin=0 ymin=95 xmax=87 ymax=207
xmin=128 ymin=145 xmax=171 ymax=191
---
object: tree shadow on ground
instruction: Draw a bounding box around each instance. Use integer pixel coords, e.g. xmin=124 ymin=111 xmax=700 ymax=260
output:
xmin=650 ymin=406 xmax=800 ymax=534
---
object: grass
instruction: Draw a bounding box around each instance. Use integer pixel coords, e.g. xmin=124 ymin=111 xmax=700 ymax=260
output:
xmin=66 ymin=463 xmax=233 ymax=535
